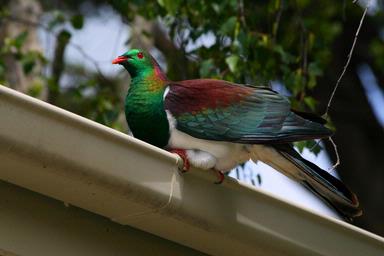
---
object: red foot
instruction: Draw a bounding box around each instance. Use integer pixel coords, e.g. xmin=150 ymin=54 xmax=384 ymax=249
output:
xmin=170 ymin=149 xmax=190 ymax=172
xmin=213 ymin=170 xmax=225 ymax=184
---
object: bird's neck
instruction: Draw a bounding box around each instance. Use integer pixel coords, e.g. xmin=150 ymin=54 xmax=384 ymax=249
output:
xmin=127 ymin=65 xmax=168 ymax=110
xmin=128 ymin=58 xmax=168 ymax=92
xmin=124 ymin=65 xmax=170 ymax=148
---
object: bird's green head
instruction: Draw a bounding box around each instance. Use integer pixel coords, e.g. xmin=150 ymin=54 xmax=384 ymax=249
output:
xmin=112 ymin=49 xmax=156 ymax=77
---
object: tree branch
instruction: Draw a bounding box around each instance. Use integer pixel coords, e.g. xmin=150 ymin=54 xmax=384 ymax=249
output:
xmin=324 ymin=0 xmax=370 ymax=116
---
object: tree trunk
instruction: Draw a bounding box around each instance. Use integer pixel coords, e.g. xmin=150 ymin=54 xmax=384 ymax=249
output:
xmin=0 ymin=0 xmax=45 ymax=98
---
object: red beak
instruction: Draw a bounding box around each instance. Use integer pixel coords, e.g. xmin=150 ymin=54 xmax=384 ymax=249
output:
xmin=112 ymin=56 xmax=128 ymax=64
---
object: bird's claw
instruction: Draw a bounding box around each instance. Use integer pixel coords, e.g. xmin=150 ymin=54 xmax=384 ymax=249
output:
xmin=170 ymin=149 xmax=190 ymax=172
xmin=169 ymin=149 xmax=224 ymax=184
xmin=213 ymin=170 xmax=225 ymax=184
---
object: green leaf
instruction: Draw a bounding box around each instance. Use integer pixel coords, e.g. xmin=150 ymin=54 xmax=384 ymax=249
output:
xmin=370 ymin=39 xmax=384 ymax=69
xmin=199 ymin=58 xmax=215 ymax=77
xmin=57 ymin=30 xmax=72 ymax=44
xmin=14 ymin=31 xmax=29 ymax=50
xmin=48 ymin=10 xmax=66 ymax=30
xmin=70 ymin=14 xmax=84 ymax=30
xmin=219 ymin=16 xmax=237 ymax=36
xmin=211 ymin=3 xmax=220 ymax=13
xmin=274 ymin=45 xmax=295 ymax=64
xmin=27 ymin=80 xmax=44 ymax=97
xmin=21 ymin=54 xmax=36 ymax=74
xmin=303 ymin=96 xmax=317 ymax=111
xmin=308 ymin=62 xmax=322 ymax=76
xmin=294 ymin=141 xmax=306 ymax=153
xmin=158 ymin=0 xmax=181 ymax=15
xmin=225 ymin=55 xmax=240 ymax=73
xmin=310 ymin=142 xmax=322 ymax=156
xmin=294 ymin=140 xmax=322 ymax=156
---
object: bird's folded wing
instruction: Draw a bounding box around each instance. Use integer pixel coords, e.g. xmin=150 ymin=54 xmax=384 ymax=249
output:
xmin=164 ymin=79 xmax=332 ymax=144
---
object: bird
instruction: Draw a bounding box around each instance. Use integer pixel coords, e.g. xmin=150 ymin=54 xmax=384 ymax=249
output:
xmin=112 ymin=48 xmax=362 ymax=219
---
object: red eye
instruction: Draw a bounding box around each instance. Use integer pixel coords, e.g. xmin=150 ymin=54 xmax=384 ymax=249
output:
xmin=137 ymin=52 xmax=144 ymax=59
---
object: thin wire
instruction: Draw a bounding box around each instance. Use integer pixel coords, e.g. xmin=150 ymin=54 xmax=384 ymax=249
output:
xmin=324 ymin=0 xmax=370 ymax=117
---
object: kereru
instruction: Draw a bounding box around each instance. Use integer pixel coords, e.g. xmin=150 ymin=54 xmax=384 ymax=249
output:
xmin=112 ymin=49 xmax=361 ymax=219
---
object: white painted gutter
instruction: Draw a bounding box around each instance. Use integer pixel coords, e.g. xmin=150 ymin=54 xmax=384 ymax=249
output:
xmin=0 ymin=85 xmax=383 ymax=256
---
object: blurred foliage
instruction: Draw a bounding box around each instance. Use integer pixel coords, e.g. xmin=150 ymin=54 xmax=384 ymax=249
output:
xmin=0 ymin=29 xmax=47 ymax=81
xmin=0 ymin=0 xmax=383 ymax=153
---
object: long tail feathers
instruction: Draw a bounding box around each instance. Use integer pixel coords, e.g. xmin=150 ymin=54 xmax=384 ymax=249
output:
xmin=253 ymin=144 xmax=362 ymax=220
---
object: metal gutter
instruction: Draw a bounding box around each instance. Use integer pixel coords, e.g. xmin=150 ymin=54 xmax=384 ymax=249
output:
xmin=0 ymin=85 xmax=383 ymax=256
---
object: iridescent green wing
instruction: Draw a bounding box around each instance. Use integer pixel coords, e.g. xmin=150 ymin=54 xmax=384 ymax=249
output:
xmin=164 ymin=79 xmax=332 ymax=143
